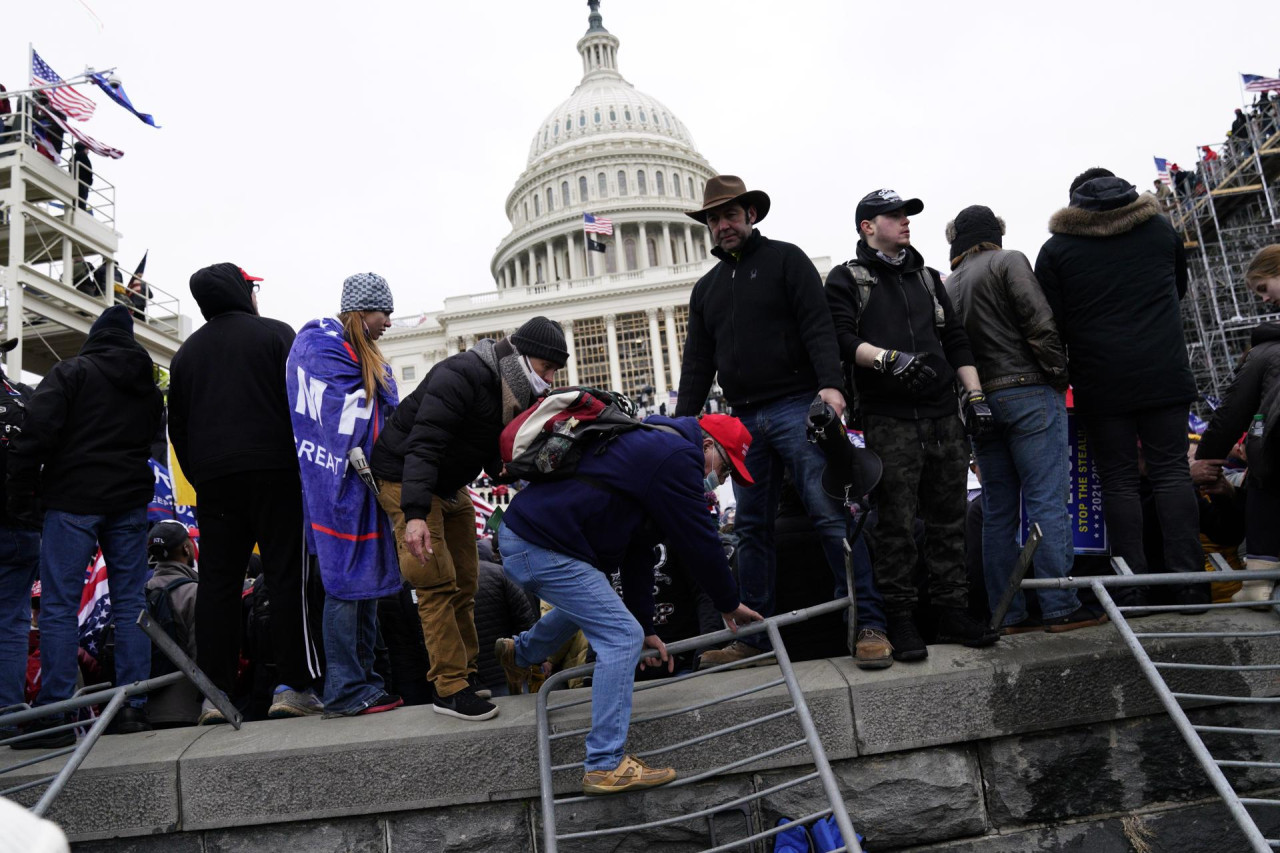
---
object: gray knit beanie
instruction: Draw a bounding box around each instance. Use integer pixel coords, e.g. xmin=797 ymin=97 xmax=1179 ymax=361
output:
xmin=340 ymin=272 xmax=394 ymax=313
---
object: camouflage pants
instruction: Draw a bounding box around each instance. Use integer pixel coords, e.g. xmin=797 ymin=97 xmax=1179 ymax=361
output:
xmin=863 ymin=413 xmax=970 ymax=612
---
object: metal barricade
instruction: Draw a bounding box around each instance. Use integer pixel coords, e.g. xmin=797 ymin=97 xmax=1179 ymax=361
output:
xmin=1022 ymin=565 xmax=1280 ymax=852
xmin=534 ymin=597 xmax=864 ymax=853
xmin=0 ymin=609 xmax=241 ymax=815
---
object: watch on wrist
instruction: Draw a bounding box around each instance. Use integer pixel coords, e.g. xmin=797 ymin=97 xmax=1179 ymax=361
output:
xmin=873 ymin=349 xmax=889 ymax=373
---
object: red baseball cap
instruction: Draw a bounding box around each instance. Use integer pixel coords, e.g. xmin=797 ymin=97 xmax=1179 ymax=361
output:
xmin=239 ymin=267 xmax=264 ymax=283
xmin=699 ymin=414 xmax=754 ymax=485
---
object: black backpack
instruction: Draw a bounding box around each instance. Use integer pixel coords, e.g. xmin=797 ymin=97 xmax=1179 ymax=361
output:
xmin=147 ymin=576 xmax=196 ymax=677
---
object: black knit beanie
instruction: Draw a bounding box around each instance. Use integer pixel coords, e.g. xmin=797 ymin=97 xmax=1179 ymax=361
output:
xmin=88 ymin=304 xmax=135 ymax=338
xmin=946 ymin=205 xmax=1004 ymax=264
xmin=510 ymin=316 xmax=569 ymax=366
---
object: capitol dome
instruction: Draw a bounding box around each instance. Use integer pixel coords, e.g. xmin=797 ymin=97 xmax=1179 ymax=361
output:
xmin=491 ymin=0 xmax=717 ymax=291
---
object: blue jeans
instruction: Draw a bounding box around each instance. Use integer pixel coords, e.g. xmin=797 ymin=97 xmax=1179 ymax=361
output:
xmin=500 ymin=523 xmax=643 ymax=772
xmin=38 ymin=508 xmax=150 ymax=708
xmin=321 ymin=594 xmax=385 ymax=714
xmin=733 ymin=393 xmax=885 ymax=648
xmin=973 ymin=386 xmax=1079 ymax=624
xmin=0 ymin=526 xmax=40 ymax=712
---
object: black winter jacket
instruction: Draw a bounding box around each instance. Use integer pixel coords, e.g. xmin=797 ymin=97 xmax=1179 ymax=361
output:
xmin=825 ymin=240 xmax=975 ymax=419
xmin=472 ymin=559 xmax=538 ymax=691
xmin=0 ymin=372 xmax=37 ymax=528
xmin=168 ymin=263 xmax=299 ymax=487
xmin=1034 ymin=183 xmax=1196 ymax=415
xmin=1198 ymin=322 xmax=1280 ymax=486
xmin=8 ymin=327 xmax=163 ymax=514
xmin=675 ymin=230 xmax=843 ymax=415
xmin=945 ymin=248 xmax=1069 ymax=393
xmin=371 ymin=344 xmax=504 ymax=521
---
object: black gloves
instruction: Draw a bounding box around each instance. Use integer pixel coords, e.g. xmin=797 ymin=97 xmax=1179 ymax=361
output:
xmin=961 ymin=390 xmax=996 ymax=438
xmin=881 ymin=350 xmax=938 ymax=395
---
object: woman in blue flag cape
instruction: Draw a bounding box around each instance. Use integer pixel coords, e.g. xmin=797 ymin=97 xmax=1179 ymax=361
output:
xmin=286 ymin=273 xmax=403 ymax=717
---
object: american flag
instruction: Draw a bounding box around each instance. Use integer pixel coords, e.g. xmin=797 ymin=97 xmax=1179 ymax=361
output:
xmin=1154 ymin=157 xmax=1171 ymax=186
xmin=469 ymin=487 xmax=496 ymax=536
xmin=1243 ymin=73 xmax=1280 ymax=93
xmin=77 ymin=551 xmax=112 ymax=658
xmin=32 ymin=99 xmax=124 ymax=160
xmin=583 ymin=213 xmax=614 ymax=236
xmin=31 ymin=50 xmax=96 ymax=121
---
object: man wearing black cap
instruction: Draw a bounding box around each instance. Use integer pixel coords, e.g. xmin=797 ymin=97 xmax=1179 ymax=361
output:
xmin=676 ymin=175 xmax=890 ymax=671
xmin=825 ymin=190 xmax=998 ymax=661
xmin=169 ymin=263 xmax=323 ymax=722
xmin=371 ymin=316 xmax=568 ymax=721
xmin=8 ymin=306 xmax=164 ymax=745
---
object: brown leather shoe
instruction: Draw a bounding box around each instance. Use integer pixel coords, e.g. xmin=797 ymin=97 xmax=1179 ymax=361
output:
xmin=854 ymin=628 xmax=894 ymax=670
xmin=696 ymin=640 xmax=772 ymax=671
xmin=582 ymin=754 xmax=676 ymax=795
xmin=494 ymin=637 xmax=529 ymax=693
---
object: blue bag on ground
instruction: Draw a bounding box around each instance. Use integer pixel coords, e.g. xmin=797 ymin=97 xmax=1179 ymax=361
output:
xmin=773 ymin=816 xmax=814 ymax=852
xmin=810 ymin=815 xmax=865 ymax=852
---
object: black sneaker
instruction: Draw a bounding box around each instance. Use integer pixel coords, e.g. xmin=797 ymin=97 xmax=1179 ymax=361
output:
xmin=935 ymin=607 xmax=1000 ymax=648
xmin=106 ymin=706 xmax=151 ymax=735
xmin=1043 ymin=605 xmax=1108 ymax=633
xmin=886 ymin=611 xmax=928 ymax=662
xmin=466 ymin=672 xmax=493 ymax=701
xmin=1172 ymin=585 xmax=1211 ymax=615
xmin=432 ymin=686 xmax=498 ymax=721
xmin=10 ymin=713 xmax=76 ymax=750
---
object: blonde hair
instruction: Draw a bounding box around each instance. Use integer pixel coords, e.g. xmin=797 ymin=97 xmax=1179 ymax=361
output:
xmin=1245 ymin=245 xmax=1280 ymax=286
xmin=338 ymin=312 xmax=392 ymax=401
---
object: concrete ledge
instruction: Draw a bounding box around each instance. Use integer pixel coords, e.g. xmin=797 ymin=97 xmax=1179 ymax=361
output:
xmin=2 ymin=608 xmax=1274 ymax=844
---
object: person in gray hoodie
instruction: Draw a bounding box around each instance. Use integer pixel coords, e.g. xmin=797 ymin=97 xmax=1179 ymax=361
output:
xmin=144 ymin=520 xmax=200 ymax=727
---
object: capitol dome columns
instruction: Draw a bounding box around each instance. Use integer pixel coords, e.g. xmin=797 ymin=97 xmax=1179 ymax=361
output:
xmin=646 ymin=308 xmax=666 ymax=397
xmin=664 ymin=305 xmax=681 ymax=390
xmin=562 ymin=318 xmax=580 ymax=386
xmin=605 ymin=313 xmax=622 ymax=391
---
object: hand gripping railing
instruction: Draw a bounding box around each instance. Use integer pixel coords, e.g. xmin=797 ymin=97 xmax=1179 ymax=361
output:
xmin=534 ymin=595 xmax=864 ymax=853
xmin=1021 ymin=564 xmax=1280 ymax=852
xmin=0 ymin=609 xmax=241 ymax=816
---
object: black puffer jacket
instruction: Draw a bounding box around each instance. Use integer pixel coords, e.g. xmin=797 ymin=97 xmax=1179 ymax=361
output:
xmin=825 ymin=240 xmax=975 ymax=419
xmin=1034 ymin=180 xmax=1195 ymax=415
xmin=169 ymin=263 xmax=298 ymax=486
xmin=472 ymin=559 xmax=538 ymax=691
xmin=945 ymin=248 xmax=1068 ymax=392
xmin=1198 ymin=322 xmax=1280 ymax=486
xmin=8 ymin=320 xmax=163 ymax=514
xmin=371 ymin=344 xmax=504 ymax=521
xmin=675 ymin=230 xmax=843 ymax=414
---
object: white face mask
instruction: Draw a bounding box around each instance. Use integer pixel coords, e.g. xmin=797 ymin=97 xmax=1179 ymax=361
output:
xmin=522 ymin=355 xmax=551 ymax=395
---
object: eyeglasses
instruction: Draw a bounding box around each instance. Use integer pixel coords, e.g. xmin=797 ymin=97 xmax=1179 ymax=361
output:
xmin=713 ymin=442 xmax=733 ymax=483
xmin=249 ymin=283 xmax=261 ymax=293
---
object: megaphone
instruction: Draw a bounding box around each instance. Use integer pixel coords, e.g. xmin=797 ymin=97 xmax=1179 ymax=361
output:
xmin=805 ymin=396 xmax=882 ymax=503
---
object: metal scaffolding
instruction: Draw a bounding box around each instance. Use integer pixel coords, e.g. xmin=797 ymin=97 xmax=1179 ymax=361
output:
xmin=1168 ymin=101 xmax=1280 ymax=400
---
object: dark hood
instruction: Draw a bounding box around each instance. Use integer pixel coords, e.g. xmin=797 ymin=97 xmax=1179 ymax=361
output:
xmin=854 ymin=239 xmax=926 ymax=274
xmin=79 ymin=328 xmax=158 ymax=397
xmin=1251 ymin=321 xmax=1280 ymax=346
xmin=190 ymin=262 xmax=256 ymax=321
xmin=1048 ymin=191 xmax=1161 ymax=239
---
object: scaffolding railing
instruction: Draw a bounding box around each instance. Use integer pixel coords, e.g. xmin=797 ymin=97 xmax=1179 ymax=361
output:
xmin=1022 ymin=566 xmax=1280 ymax=852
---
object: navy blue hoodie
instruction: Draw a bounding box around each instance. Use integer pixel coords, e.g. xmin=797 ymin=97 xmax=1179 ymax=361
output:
xmin=502 ymin=415 xmax=739 ymax=632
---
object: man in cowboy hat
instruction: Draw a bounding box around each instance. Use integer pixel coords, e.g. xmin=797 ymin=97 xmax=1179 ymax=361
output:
xmin=825 ymin=189 xmax=998 ymax=662
xmin=676 ymin=175 xmax=891 ymax=670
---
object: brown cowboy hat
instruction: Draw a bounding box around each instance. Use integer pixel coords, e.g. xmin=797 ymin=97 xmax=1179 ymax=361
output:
xmin=685 ymin=175 xmax=771 ymax=224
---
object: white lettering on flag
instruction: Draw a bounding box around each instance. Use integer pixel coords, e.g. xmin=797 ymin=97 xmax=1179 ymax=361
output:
xmin=295 ymin=367 xmax=326 ymax=424
xmin=339 ymin=389 xmax=371 ymax=436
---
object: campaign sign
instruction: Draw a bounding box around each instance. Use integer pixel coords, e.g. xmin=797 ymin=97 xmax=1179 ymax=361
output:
xmin=1018 ymin=413 xmax=1108 ymax=554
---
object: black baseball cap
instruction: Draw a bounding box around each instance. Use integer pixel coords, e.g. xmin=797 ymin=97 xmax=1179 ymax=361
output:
xmin=856 ymin=189 xmax=924 ymax=226
xmin=148 ymin=520 xmax=190 ymax=559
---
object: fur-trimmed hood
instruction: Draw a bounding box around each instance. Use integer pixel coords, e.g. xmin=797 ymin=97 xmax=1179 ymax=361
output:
xmin=1048 ymin=192 xmax=1161 ymax=238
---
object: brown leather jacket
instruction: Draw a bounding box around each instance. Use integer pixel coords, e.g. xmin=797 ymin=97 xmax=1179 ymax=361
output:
xmin=944 ymin=248 xmax=1068 ymax=393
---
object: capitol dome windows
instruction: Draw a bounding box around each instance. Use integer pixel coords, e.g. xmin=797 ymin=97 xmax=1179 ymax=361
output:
xmin=553 ymin=124 xmax=560 ymax=138
xmin=672 ymin=171 xmax=682 ymax=198
xmin=579 ymin=176 xmax=588 ymax=201
xmin=655 ymin=171 xmax=665 ymax=195
xmin=546 ymin=187 xmax=554 ymax=212
xmin=594 ymin=109 xmax=602 ymax=125
xmin=688 ymin=177 xmax=695 ymax=199
xmin=637 ymin=170 xmax=647 ymax=195
xmin=624 ymin=238 xmax=637 ymax=271
xmin=534 ymin=195 xmax=541 ymax=217
xmin=609 ymin=108 xmax=617 ymax=122
xmin=565 ymin=117 xmax=571 ymax=133
xmin=617 ymin=170 xmax=628 ymax=196
xmin=625 ymin=107 xmax=633 ymax=121
xmin=598 ymin=172 xmax=607 ymax=197
xmin=561 ymin=181 xmax=571 ymax=207
xmin=638 ymin=108 xmax=646 ymax=123
xmin=579 ymin=112 xmax=586 ymax=128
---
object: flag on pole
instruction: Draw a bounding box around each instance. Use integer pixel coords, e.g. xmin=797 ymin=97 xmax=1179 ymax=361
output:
xmin=1242 ymin=73 xmax=1280 ymax=93
xmin=89 ymin=72 xmax=159 ymax=127
xmin=586 ymin=237 xmax=607 ymax=253
xmin=1154 ymin=157 xmax=1171 ymax=186
xmin=583 ymin=213 xmax=614 ymax=235
xmin=32 ymin=100 xmax=123 ymax=159
xmin=31 ymin=49 xmax=96 ymax=121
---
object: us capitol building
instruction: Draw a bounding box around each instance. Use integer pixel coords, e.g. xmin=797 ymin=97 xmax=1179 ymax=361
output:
xmin=379 ymin=1 xmax=830 ymax=408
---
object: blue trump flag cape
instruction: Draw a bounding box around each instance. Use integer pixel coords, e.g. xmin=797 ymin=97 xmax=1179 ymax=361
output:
xmin=286 ymin=317 xmax=401 ymax=600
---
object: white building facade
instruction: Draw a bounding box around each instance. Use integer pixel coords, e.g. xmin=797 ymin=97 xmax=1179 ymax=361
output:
xmin=380 ymin=1 xmax=829 ymax=408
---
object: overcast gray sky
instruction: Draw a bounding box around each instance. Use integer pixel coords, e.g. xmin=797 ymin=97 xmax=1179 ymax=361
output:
xmin=6 ymin=1 xmax=1280 ymax=331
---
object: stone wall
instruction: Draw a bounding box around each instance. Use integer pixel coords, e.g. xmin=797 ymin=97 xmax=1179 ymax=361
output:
xmin=3 ymin=609 xmax=1276 ymax=852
